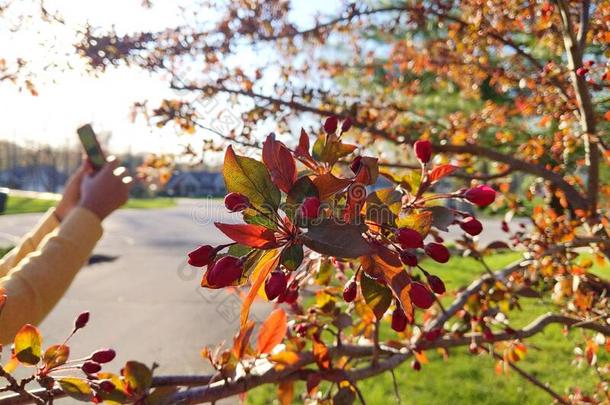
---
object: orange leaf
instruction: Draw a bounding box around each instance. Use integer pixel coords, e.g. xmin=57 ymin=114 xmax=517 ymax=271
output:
xmin=313 ymin=340 xmax=331 ymax=369
xmin=257 ymin=308 xmax=288 ymax=355
xmin=277 ymin=381 xmax=294 ymax=405
xmin=414 ymin=350 xmax=429 ymax=364
xmin=269 ymin=351 xmax=300 ymax=368
xmin=361 ymin=245 xmax=413 ymax=321
xmin=428 ymin=164 xmax=457 ymax=183
xmin=240 ymin=249 xmax=281 ymax=327
xmin=214 ymin=222 xmax=277 ymax=248
xmin=263 ymin=134 xmax=297 ymax=193
xmin=232 ymin=320 xmax=255 ymax=359
xmin=312 ymin=172 xmax=351 ymax=200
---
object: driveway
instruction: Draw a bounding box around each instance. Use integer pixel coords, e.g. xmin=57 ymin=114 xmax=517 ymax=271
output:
xmin=0 ymin=199 xmax=512 ymax=381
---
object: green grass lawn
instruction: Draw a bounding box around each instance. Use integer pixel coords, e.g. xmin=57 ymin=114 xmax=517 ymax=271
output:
xmin=2 ymin=196 xmax=176 ymax=215
xmin=247 ymin=253 xmax=610 ymax=405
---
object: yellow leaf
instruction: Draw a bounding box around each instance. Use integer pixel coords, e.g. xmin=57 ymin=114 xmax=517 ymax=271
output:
xmin=397 ymin=211 xmax=433 ymax=237
xmin=241 ymin=249 xmax=281 ymax=327
xmin=14 ymin=324 xmax=42 ymax=366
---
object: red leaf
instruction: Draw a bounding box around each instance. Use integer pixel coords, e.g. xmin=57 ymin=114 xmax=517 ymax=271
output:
xmin=257 ymin=308 xmax=287 ymax=354
xmin=295 ymin=129 xmax=312 ymax=160
xmin=428 ymin=164 xmax=457 ymax=183
xmin=214 ymin=223 xmax=277 ymax=248
xmin=263 ymin=134 xmax=297 ymax=193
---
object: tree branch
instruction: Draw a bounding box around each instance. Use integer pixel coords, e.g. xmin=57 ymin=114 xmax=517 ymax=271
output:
xmin=485 ymin=347 xmax=569 ymax=405
xmin=174 ymin=82 xmax=590 ymax=211
xmin=556 ymin=0 xmax=598 ymax=215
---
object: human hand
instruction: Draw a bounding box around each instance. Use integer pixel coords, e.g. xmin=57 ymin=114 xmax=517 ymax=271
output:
xmin=78 ymin=157 xmax=133 ymax=221
xmin=55 ymin=162 xmax=91 ymax=222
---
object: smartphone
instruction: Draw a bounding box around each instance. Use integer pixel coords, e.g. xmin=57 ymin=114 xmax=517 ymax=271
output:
xmin=77 ymin=124 xmax=106 ymax=170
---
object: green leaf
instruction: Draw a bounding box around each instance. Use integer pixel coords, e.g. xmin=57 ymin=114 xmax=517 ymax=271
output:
xmin=42 ymin=344 xmax=70 ymax=370
xmin=223 ymin=146 xmax=280 ymax=212
xmin=59 ymin=377 xmax=93 ymax=402
xmin=123 ymin=361 xmax=153 ymax=395
xmin=280 ymin=244 xmax=304 ymax=271
xmin=228 ymin=244 xmax=254 ymax=257
xmin=302 ymin=220 xmax=373 ymax=258
xmin=315 ymin=259 xmax=334 ymax=285
xmin=366 ymin=188 xmax=402 ymax=225
xmin=425 ymin=206 xmax=455 ymax=232
xmin=14 ymin=324 xmax=42 ymax=365
xmin=360 ymin=274 xmax=392 ymax=321
xmin=285 ymin=176 xmax=319 ymax=220
xmin=312 ymin=134 xmax=357 ymax=166
xmin=243 ymin=210 xmax=278 ymax=230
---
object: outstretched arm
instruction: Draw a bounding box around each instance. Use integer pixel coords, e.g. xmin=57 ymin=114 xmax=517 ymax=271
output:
xmin=0 ymin=158 xmax=132 ymax=344
xmin=0 ymin=207 xmax=102 ymax=343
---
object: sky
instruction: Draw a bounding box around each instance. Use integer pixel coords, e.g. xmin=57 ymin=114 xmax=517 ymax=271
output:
xmin=0 ymin=0 xmax=338 ymax=158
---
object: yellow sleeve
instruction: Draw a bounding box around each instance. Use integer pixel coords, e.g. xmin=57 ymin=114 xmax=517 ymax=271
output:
xmin=0 ymin=207 xmax=103 ymax=344
xmin=0 ymin=208 xmax=60 ymax=278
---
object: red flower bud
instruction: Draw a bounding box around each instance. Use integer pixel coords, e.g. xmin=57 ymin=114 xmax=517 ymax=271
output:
xmin=424 ymin=328 xmax=443 ymax=341
xmin=99 ymin=380 xmax=115 ymax=393
xmin=187 ymin=245 xmax=216 ymax=267
xmin=411 ymin=359 xmax=421 ymax=371
xmin=207 ymin=256 xmax=243 ymax=287
xmin=576 ymin=67 xmax=588 ymax=76
xmin=350 ymin=156 xmax=363 ymax=174
xmin=299 ymin=197 xmax=321 ymax=219
xmin=424 ymin=243 xmax=450 ymax=263
xmin=391 ymin=307 xmax=408 ymax=332
xmin=91 ymin=348 xmax=116 ymax=364
xmin=409 ymin=282 xmax=435 ymax=309
xmin=323 ymin=116 xmax=338 ymax=134
xmin=460 ymin=217 xmax=483 ymax=236
xmin=74 ymin=311 xmax=90 ymax=331
xmin=414 ymin=140 xmax=432 ymax=163
xmin=483 ymin=326 xmax=494 ymax=341
xmin=82 ymin=361 xmax=102 ymax=374
xmin=501 ymin=220 xmax=510 ymax=233
xmin=585 ymin=60 xmax=594 ymax=67
xmin=341 ymin=117 xmax=353 ymax=132
xmin=396 ymin=227 xmax=424 ymax=249
xmin=468 ymin=342 xmax=478 ymax=354
xmin=265 ymin=271 xmax=287 ymax=301
xmin=224 ymin=192 xmax=250 ymax=212
xmin=343 ymin=279 xmax=357 ymax=302
xmin=399 ymin=250 xmax=418 ymax=267
xmin=464 ymin=185 xmax=496 ymax=207
xmin=426 ymin=274 xmax=446 ymax=295
xmin=282 ymin=285 xmax=299 ymax=304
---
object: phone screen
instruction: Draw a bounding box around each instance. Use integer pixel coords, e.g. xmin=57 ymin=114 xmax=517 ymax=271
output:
xmin=77 ymin=124 xmax=106 ymax=170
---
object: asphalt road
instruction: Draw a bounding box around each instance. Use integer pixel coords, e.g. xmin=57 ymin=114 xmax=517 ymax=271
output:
xmin=0 ymin=199 xmax=512 ymax=390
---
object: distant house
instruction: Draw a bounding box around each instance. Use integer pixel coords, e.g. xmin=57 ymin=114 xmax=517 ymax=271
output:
xmin=0 ymin=165 xmax=68 ymax=192
xmin=164 ymin=171 xmax=225 ymax=197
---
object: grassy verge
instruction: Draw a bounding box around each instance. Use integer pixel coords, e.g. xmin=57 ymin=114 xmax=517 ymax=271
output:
xmin=2 ymin=196 xmax=176 ymax=215
xmin=247 ymin=253 xmax=610 ymax=405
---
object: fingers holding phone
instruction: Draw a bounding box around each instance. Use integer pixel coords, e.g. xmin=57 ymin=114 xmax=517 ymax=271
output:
xmin=79 ymin=156 xmax=133 ymax=220
xmin=76 ymin=124 xmax=133 ymax=220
